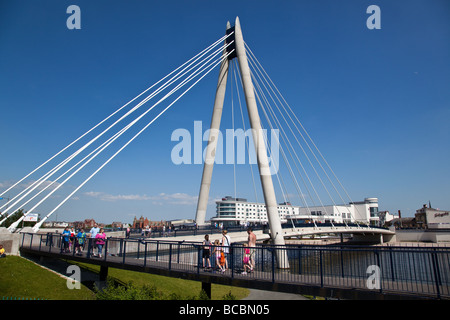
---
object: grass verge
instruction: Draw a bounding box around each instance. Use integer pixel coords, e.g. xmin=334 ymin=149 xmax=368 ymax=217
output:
xmin=0 ymin=256 xmax=249 ymax=300
xmin=0 ymin=256 xmax=94 ymax=300
xmin=70 ymin=260 xmax=249 ymax=300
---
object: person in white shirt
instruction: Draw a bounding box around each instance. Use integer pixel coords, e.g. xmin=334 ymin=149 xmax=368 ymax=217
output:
xmin=90 ymin=224 xmax=100 ymax=238
xmin=221 ymin=230 xmax=231 ymax=270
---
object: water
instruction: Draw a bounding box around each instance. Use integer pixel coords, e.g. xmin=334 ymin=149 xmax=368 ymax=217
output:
xmin=230 ymin=245 xmax=450 ymax=286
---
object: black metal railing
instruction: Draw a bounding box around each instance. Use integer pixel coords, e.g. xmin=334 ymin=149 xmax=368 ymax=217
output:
xmin=20 ymin=232 xmax=449 ymax=299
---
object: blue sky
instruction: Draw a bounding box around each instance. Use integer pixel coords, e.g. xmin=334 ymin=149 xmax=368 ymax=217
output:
xmin=0 ymin=0 xmax=449 ymax=224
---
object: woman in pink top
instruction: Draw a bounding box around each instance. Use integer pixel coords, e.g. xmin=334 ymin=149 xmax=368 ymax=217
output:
xmin=95 ymin=228 xmax=106 ymax=258
xmin=242 ymin=243 xmax=253 ymax=274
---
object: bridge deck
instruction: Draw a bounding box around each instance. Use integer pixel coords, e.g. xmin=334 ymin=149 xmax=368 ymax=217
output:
xmin=19 ymin=233 xmax=449 ymax=300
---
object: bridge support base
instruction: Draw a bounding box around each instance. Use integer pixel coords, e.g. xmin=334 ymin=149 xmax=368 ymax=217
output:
xmin=202 ymin=282 xmax=211 ymax=299
xmin=100 ymin=265 xmax=108 ymax=282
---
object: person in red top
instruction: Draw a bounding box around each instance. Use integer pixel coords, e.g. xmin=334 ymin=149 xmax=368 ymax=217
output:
xmin=95 ymin=228 xmax=106 ymax=258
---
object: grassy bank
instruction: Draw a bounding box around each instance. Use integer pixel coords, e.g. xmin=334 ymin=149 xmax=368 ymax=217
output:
xmin=70 ymin=260 xmax=249 ymax=300
xmin=0 ymin=256 xmax=94 ymax=300
xmin=0 ymin=256 xmax=249 ymax=300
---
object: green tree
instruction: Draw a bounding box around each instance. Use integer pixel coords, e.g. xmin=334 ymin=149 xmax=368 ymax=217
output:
xmin=1 ymin=209 xmax=38 ymax=228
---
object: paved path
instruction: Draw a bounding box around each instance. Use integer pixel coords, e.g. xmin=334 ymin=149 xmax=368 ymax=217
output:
xmin=242 ymin=288 xmax=308 ymax=300
xmin=25 ymin=253 xmax=307 ymax=300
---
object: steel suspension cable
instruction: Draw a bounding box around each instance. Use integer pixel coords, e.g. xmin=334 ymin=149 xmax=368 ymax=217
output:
xmin=248 ymin=56 xmax=336 ymax=227
xmin=245 ymin=43 xmax=362 ymax=226
xmin=0 ymin=34 xmax=230 ymax=200
xmin=7 ymin=43 xmax=234 ymax=230
xmin=33 ymin=49 xmax=235 ymax=231
xmin=0 ymin=34 xmax=233 ymax=216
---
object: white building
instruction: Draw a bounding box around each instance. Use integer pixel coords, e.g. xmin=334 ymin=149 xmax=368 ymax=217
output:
xmin=415 ymin=204 xmax=450 ymax=229
xmin=211 ymin=196 xmax=382 ymax=227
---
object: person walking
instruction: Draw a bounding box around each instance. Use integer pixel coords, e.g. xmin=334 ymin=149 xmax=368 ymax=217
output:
xmin=213 ymin=239 xmax=225 ymax=273
xmin=202 ymin=234 xmax=212 ymax=270
xmin=90 ymin=223 xmax=100 ymax=238
xmin=247 ymin=227 xmax=256 ymax=271
xmin=61 ymin=227 xmax=71 ymax=253
xmin=89 ymin=223 xmax=100 ymax=256
xmin=69 ymin=227 xmax=76 ymax=252
xmin=241 ymin=243 xmax=253 ymax=274
xmin=75 ymin=228 xmax=86 ymax=255
xmin=95 ymin=228 xmax=106 ymax=258
xmin=221 ymin=230 xmax=231 ymax=270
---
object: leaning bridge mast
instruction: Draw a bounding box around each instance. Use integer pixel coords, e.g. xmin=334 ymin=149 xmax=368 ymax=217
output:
xmin=195 ymin=18 xmax=288 ymax=260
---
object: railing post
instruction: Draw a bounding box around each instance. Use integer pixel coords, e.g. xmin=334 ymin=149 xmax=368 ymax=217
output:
xmin=48 ymin=234 xmax=53 ymax=253
xmin=122 ymin=239 xmax=127 ymax=264
xmin=38 ymin=234 xmax=42 ymax=251
xmin=86 ymin=238 xmax=92 ymax=258
xmin=319 ymin=249 xmax=323 ymax=288
xmin=431 ymin=249 xmax=441 ymax=299
xmin=271 ymin=248 xmax=275 ymax=283
xmin=197 ymin=245 xmax=201 ymax=275
xmin=389 ymin=247 xmax=395 ymax=282
xmin=261 ymin=246 xmax=265 ymax=272
xmin=137 ymin=240 xmax=140 ymax=260
xmin=231 ymin=243 xmax=234 ymax=279
xmin=156 ymin=241 xmax=159 ymax=261
xmin=375 ymin=249 xmax=383 ymax=294
xmin=432 ymin=248 xmax=442 ymax=285
xmin=298 ymin=245 xmax=302 ymax=275
xmin=169 ymin=243 xmax=173 ymax=270
xmin=144 ymin=242 xmax=147 ymax=268
xmin=104 ymin=238 xmax=108 ymax=261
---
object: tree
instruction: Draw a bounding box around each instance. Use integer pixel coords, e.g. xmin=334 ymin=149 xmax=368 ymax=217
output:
xmin=1 ymin=209 xmax=38 ymax=228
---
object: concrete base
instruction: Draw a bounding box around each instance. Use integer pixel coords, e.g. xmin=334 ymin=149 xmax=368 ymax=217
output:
xmin=0 ymin=229 xmax=21 ymax=255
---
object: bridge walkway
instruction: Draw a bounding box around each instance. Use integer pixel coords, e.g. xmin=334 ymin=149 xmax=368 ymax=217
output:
xmin=19 ymin=233 xmax=449 ymax=300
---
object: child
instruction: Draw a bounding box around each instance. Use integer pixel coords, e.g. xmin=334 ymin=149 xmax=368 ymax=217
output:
xmin=242 ymin=243 xmax=253 ymax=274
xmin=75 ymin=228 xmax=86 ymax=255
xmin=0 ymin=244 xmax=6 ymax=258
xmin=69 ymin=227 xmax=76 ymax=252
xmin=213 ymin=239 xmax=225 ymax=273
xmin=219 ymin=250 xmax=226 ymax=272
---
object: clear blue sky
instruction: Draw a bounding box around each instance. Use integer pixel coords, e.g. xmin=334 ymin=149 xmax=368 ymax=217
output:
xmin=0 ymin=0 xmax=449 ymax=224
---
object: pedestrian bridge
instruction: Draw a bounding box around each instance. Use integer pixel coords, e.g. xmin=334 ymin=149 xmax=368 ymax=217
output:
xmin=19 ymin=231 xmax=449 ymax=300
xmin=148 ymin=224 xmax=396 ymax=245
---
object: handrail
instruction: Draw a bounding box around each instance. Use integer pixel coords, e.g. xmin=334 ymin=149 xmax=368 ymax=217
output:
xmin=19 ymin=232 xmax=449 ymax=299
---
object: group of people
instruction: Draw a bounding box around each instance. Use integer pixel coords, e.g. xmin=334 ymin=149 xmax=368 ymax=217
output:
xmin=58 ymin=224 xmax=258 ymax=273
xmin=202 ymin=227 xmax=256 ymax=274
xmin=60 ymin=224 xmax=106 ymax=258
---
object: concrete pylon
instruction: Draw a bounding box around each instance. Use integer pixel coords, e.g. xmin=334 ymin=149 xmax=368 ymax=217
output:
xmin=194 ymin=22 xmax=231 ymax=226
xmin=194 ymin=18 xmax=288 ymax=268
xmin=234 ymin=17 xmax=288 ymax=267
